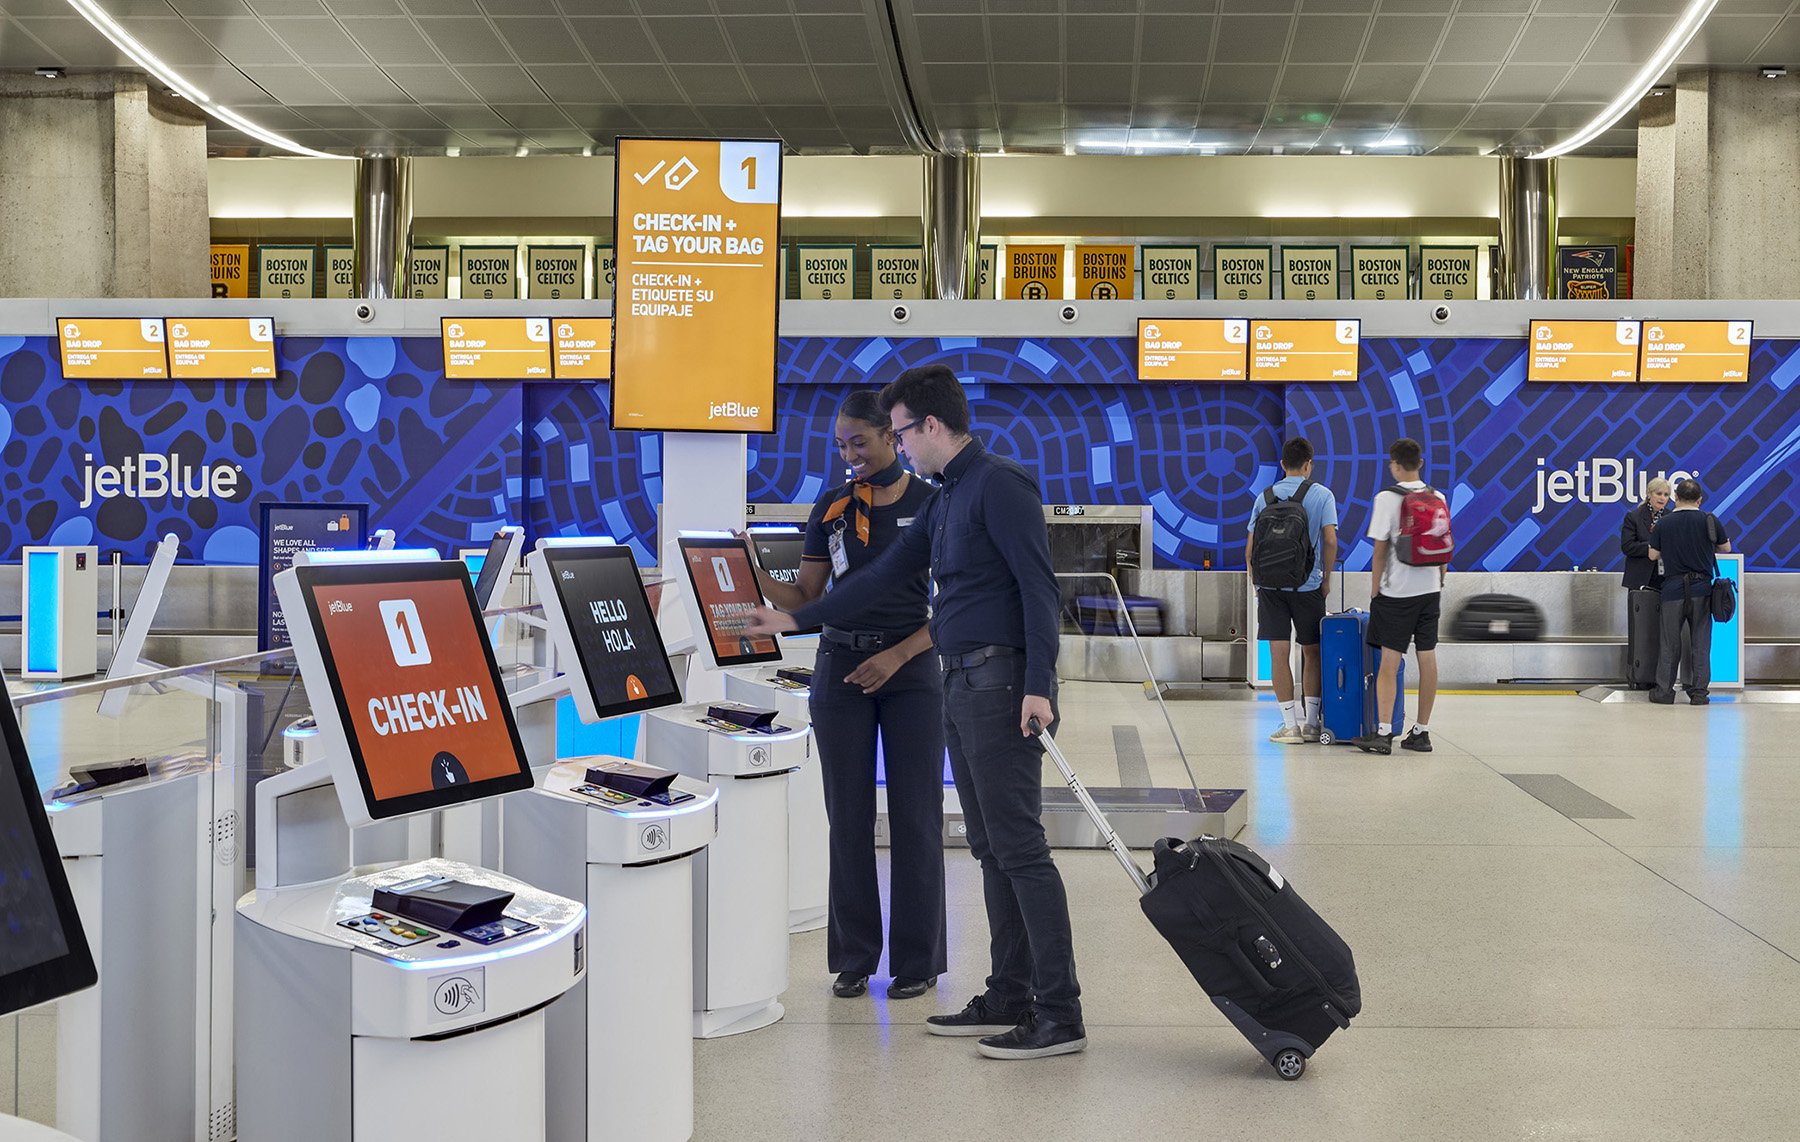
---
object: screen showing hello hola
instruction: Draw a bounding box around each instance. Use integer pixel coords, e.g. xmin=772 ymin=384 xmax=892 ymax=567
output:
xmin=545 ymin=549 xmax=681 ymax=714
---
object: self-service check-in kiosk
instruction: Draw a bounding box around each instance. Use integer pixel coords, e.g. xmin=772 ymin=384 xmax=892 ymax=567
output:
xmin=237 ymin=552 xmax=585 ymax=1142
xmin=644 ymin=534 xmax=808 ymax=1038
xmin=501 ymin=539 xmax=718 ymax=1142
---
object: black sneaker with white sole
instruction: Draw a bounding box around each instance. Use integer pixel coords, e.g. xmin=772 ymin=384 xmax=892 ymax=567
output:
xmin=976 ymin=1010 xmax=1087 ymax=1059
xmin=1401 ymin=728 xmax=1432 ymax=752
xmin=1350 ymin=730 xmax=1393 ymax=755
xmin=925 ymin=995 xmax=1028 ymax=1037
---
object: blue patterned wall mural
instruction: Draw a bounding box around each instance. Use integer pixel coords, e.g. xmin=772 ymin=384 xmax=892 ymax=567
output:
xmin=3 ymin=331 xmax=1798 ymax=573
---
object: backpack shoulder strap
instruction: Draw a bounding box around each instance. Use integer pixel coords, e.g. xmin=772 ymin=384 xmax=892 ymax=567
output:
xmin=1290 ymin=478 xmax=1315 ymax=504
xmin=1262 ymin=486 xmax=1279 ymax=507
xmin=1384 ymin=483 xmax=1410 ymax=497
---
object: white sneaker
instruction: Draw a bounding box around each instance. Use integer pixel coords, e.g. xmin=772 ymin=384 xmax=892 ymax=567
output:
xmin=1268 ymin=725 xmax=1305 ymax=745
xmin=1301 ymin=723 xmax=1321 ymax=743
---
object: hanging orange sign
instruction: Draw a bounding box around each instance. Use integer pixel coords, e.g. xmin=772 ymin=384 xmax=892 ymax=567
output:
xmin=56 ymin=318 xmax=168 ymax=380
xmin=1528 ymin=320 xmax=1640 ymax=383
xmin=1639 ymin=320 xmax=1751 ymax=384
xmin=166 ymin=317 xmax=277 ymax=379
xmin=553 ymin=318 xmax=613 ymax=380
xmin=1249 ymin=319 xmax=1360 ymax=382
xmin=1137 ymin=319 xmax=1249 ymax=381
xmin=441 ymin=317 xmax=553 ymax=380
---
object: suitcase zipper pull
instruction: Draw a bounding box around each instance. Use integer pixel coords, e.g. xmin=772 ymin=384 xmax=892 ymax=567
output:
xmin=1254 ymin=935 xmax=1283 ymax=969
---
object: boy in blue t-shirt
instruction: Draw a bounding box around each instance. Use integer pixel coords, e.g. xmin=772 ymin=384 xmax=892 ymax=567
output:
xmin=1245 ymin=437 xmax=1339 ymax=744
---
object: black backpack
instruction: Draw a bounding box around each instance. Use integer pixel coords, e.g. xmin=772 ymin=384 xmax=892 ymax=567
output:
xmin=1251 ymin=480 xmax=1316 ymax=590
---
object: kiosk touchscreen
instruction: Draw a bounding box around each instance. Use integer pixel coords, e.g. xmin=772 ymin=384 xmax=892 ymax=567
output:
xmin=748 ymin=526 xmax=821 ymax=636
xmin=529 ymin=542 xmax=683 ymax=723
xmin=280 ymin=559 xmax=535 ymax=825
xmin=677 ymin=535 xmax=782 ymax=668
xmin=0 ymin=695 xmax=95 ymax=1018
xmin=469 ymin=526 xmax=524 ymax=611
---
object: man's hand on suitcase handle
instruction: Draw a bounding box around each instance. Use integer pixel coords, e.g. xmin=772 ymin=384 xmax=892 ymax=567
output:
xmin=1022 ymin=697 xmax=1053 ymax=737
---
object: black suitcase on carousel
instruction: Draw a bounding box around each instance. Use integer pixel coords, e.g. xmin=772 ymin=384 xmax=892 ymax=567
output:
xmin=1035 ymin=722 xmax=1360 ymax=1079
xmin=1451 ymin=593 xmax=1544 ymax=641
xmin=1072 ymin=593 xmax=1166 ymax=637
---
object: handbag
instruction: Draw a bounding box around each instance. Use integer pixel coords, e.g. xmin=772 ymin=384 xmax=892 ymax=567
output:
xmin=1706 ymin=515 xmax=1736 ymax=622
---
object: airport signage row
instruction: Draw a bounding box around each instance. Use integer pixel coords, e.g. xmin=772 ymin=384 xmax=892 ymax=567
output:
xmin=1526 ymin=319 xmax=1751 ymax=384
xmin=1137 ymin=318 xmax=1360 ymax=383
xmin=57 ymin=317 xmax=277 ymax=381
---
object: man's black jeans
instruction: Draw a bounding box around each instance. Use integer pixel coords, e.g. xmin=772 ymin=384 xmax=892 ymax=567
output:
xmin=941 ymin=652 xmax=1082 ymax=1024
xmin=1655 ymin=585 xmax=1713 ymax=700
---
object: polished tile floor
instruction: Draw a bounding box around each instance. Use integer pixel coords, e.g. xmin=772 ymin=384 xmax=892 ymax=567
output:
xmin=695 ymin=688 xmax=1800 ymax=1141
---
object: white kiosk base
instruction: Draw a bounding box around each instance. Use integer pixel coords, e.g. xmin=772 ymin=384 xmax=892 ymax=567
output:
xmin=723 ymin=666 xmax=827 ymax=934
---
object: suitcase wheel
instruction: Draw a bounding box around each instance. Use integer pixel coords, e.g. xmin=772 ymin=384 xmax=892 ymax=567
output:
xmin=1317 ymin=730 xmax=1334 ymax=746
xmin=1273 ymin=1048 xmax=1306 ymax=1081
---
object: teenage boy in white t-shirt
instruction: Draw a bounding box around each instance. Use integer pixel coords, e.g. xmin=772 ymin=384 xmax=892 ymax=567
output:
xmin=1353 ymin=438 xmax=1445 ymax=755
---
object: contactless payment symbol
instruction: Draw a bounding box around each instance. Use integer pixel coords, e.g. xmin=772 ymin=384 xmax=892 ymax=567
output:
xmin=641 ymin=823 xmax=669 ymax=852
xmin=378 ymin=598 xmax=432 ymax=666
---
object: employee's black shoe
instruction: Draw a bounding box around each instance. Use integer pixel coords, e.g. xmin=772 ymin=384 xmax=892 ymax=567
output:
xmin=1689 ymin=694 xmax=1711 ymax=706
xmin=832 ymin=973 xmax=868 ymax=998
xmin=887 ymin=975 xmax=937 ymax=1000
xmin=1401 ymin=728 xmax=1432 ymax=753
xmin=926 ymin=995 xmax=1027 ymax=1037
xmin=1648 ymin=689 xmax=1676 ymax=705
xmin=1350 ymin=731 xmax=1393 ymax=755
xmin=976 ymin=1010 xmax=1088 ymax=1060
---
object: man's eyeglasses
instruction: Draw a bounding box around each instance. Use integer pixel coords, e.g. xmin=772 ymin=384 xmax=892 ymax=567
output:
xmin=892 ymin=416 xmax=928 ymax=439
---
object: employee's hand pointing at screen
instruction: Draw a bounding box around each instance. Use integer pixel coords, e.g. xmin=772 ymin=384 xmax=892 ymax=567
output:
xmin=745 ymin=606 xmax=796 ymax=637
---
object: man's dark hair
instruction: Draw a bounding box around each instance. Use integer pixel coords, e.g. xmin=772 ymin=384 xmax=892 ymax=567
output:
xmin=1675 ymin=478 xmax=1704 ymax=504
xmin=879 ymin=364 xmax=971 ymax=435
xmin=1389 ymin=437 xmax=1423 ymax=471
xmin=837 ymin=390 xmax=890 ymax=432
xmin=1281 ymin=438 xmax=1313 ymax=472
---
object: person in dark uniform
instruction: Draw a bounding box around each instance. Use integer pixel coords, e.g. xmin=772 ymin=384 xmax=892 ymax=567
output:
xmin=746 ymin=390 xmax=946 ymax=1002
xmin=1647 ymin=479 xmax=1733 ymax=705
xmin=750 ymin=364 xmax=1085 ymax=1061
xmin=1621 ymin=477 xmax=1671 ymax=591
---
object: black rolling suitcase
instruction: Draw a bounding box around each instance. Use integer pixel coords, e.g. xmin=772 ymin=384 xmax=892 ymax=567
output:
xmin=1036 ymin=722 xmax=1360 ymax=1080
xmin=1626 ymin=588 xmax=1661 ymax=689
xmin=1452 ymin=593 xmax=1544 ymax=641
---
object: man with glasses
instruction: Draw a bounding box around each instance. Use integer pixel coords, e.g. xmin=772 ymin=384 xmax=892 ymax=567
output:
xmin=749 ymin=363 xmax=1085 ymax=1060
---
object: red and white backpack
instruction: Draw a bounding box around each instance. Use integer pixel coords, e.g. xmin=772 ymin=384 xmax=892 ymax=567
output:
xmin=1387 ymin=484 xmax=1453 ymax=566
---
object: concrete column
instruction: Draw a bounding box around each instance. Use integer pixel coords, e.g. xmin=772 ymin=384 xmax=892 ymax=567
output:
xmin=0 ymin=72 xmax=209 ymax=297
xmin=1632 ymin=89 xmax=1677 ymax=298
xmin=922 ymin=152 xmax=979 ymax=300
xmin=353 ymin=154 xmax=413 ymax=299
xmin=1497 ymin=155 xmax=1557 ymax=300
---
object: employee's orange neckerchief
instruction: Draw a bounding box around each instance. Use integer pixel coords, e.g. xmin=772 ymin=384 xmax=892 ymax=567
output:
xmin=819 ymin=458 xmax=906 ymax=546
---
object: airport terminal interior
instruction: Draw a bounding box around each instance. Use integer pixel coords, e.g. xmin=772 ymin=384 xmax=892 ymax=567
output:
xmin=2 ymin=1 xmax=1800 ymax=1140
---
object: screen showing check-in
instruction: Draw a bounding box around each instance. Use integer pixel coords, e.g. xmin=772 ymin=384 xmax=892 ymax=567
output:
xmin=166 ymin=317 xmax=277 ymax=379
xmin=1529 ymin=320 xmax=1641 ymax=383
xmin=56 ymin=318 xmax=168 ymax=380
xmin=552 ymin=318 xmax=612 ymax=380
xmin=1137 ymin=318 xmax=1249 ymax=381
xmin=1248 ymin=319 xmax=1360 ymax=382
xmin=678 ymin=536 xmax=782 ymax=668
xmin=1639 ymin=320 xmax=1752 ymax=384
xmin=538 ymin=545 xmax=682 ymax=722
xmin=749 ymin=528 xmax=820 ymax=635
xmin=292 ymin=561 xmax=533 ymax=819
xmin=441 ymin=318 xmax=553 ymax=380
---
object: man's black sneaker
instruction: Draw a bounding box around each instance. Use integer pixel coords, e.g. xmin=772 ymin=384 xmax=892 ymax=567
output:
xmin=1690 ymin=694 xmax=1711 ymax=706
xmin=1350 ymin=731 xmax=1393 ymax=755
xmin=926 ymin=995 xmax=1027 ymax=1037
xmin=976 ymin=1010 xmax=1088 ymax=1060
xmin=887 ymin=975 xmax=937 ymax=1000
xmin=832 ymin=972 xmax=868 ymax=998
xmin=1648 ymin=689 xmax=1676 ymax=704
xmin=1401 ymin=728 xmax=1432 ymax=753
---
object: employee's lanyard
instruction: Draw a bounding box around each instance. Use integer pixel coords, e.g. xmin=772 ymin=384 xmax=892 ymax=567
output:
xmin=820 ymin=458 xmax=905 ymax=547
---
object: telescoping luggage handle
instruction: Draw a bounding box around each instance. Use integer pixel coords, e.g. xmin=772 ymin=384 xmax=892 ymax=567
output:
xmin=1029 ymin=717 xmax=1152 ymax=896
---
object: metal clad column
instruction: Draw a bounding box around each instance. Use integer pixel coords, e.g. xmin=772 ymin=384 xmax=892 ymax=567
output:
xmin=922 ymin=153 xmax=980 ymax=299
xmin=1497 ymin=154 xmax=1557 ymax=299
xmin=353 ymin=154 xmax=413 ymax=299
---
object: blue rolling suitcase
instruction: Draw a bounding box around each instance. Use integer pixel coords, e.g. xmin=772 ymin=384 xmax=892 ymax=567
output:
xmin=1318 ymin=611 xmax=1405 ymax=746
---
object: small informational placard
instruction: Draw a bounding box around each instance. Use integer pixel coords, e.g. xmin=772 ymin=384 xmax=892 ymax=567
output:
xmin=257 ymin=246 xmax=316 ymax=300
xmin=56 ymin=317 xmax=168 ymax=380
xmin=1280 ymin=246 xmax=1339 ymax=301
xmin=1558 ymin=245 xmax=1618 ymax=300
xmin=1527 ymin=320 xmax=1641 ymax=383
xmin=1137 ymin=318 xmax=1248 ymax=382
xmin=869 ymin=246 xmax=923 ymax=299
xmin=210 ymin=244 xmax=250 ymax=299
xmin=441 ymin=317 xmax=553 ymax=380
xmin=166 ymin=317 xmax=278 ymax=380
xmin=553 ymin=317 xmax=612 ymax=380
xmin=1639 ymin=320 xmax=1752 ymax=384
xmin=1005 ymin=244 xmax=1064 ymax=299
xmin=409 ymin=246 xmax=450 ymax=299
xmin=1074 ymin=245 xmax=1133 ymax=300
xmin=1249 ymin=319 xmax=1360 ymax=383
xmin=458 ymin=246 xmax=517 ymax=300
xmin=1350 ymin=247 xmax=1409 ymax=301
xmin=977 ymin=246 xmax=997 ymax=299
xmin=1419 ymin=246 xmax=1478 ymax=300
xmin=258 ymin=501 xmax=367 ymax=651
xmin=595 ymin=246 xmax=615 ymax=295
xmin=323 ymin=246 xmax=355 ymax=299
xmin=797 ymin=245 xmax=855 ymax=300
xmin=526 ymin=246 xmax=587 ymax=300
xmin=1142 ymin=246 xmax=1200 ymax=300
xmin=1212 ymin=245 xmax=1272 ymax=301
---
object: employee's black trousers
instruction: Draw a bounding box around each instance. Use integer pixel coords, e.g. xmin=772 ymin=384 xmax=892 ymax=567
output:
xmin=942 ymin=653 xmax=1082 ymax=1024
xmin=809 ymin=642 xmax=947 ymax=982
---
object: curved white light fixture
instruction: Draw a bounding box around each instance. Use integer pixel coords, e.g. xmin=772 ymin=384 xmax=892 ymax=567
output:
xmin=1534 ymin=0 xmax=1717 ymax=158
xmin=66 ymin=0 xmax=345 ymax=159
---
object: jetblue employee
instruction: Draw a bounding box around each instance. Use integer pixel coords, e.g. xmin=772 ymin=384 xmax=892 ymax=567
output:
xmin=746 ymin=391 xmax=946 ymax=1003
xmin=749 ymin=364 xmax=1085 ymax=1060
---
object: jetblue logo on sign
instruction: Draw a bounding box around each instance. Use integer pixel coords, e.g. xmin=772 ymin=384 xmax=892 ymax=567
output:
xmin=80 ymin=453 xmax=243 ymax=510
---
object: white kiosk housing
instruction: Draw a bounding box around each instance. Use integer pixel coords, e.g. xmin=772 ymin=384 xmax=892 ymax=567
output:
xmin=237 ymin=552 xmax=585 ymax=1142
xmin=502 ymin=538 xmax=719 ymax=1142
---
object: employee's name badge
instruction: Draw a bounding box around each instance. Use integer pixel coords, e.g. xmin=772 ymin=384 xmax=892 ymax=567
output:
xmin=828 ymin=526 xmax=850 ymax=577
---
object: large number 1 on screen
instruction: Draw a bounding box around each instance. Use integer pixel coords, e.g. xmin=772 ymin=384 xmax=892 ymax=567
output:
xmin=396 ymin=611 xmax=417 ymax=658
xmin=740 ymin=154 xmax=757 ymax=190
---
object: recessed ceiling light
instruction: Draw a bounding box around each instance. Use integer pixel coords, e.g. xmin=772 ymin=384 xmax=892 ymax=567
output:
xmin=1760 ymin=65 xmax=1786 ymax=79
xmin=1536 ymin=0 xmax=1718 ymax=158
xmin=35 ymin=66 xmax=63 ymax=79
xmin=1339 ymin=146 xmax=1354 ymax=155
xmin=1648 ymin=86 xmax=1671 ymax=96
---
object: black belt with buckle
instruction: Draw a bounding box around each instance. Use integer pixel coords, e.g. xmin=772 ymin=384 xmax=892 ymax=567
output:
xmin=940 ymin=644 xmax=1021 ymax=672
xmin=822 ymin=626 xmax=890 ymax=652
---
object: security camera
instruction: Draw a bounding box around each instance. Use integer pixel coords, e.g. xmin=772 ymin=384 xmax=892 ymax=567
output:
xmin=1430 ymin=304 xmax=1452 ymax=325
xmin=891 ymin=303 xmax=910 ymax=324
xmin=353 ymin=302 xmax=375 ymax=323
xmin=1059 ymin=304 xmax=1079 ymax=324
